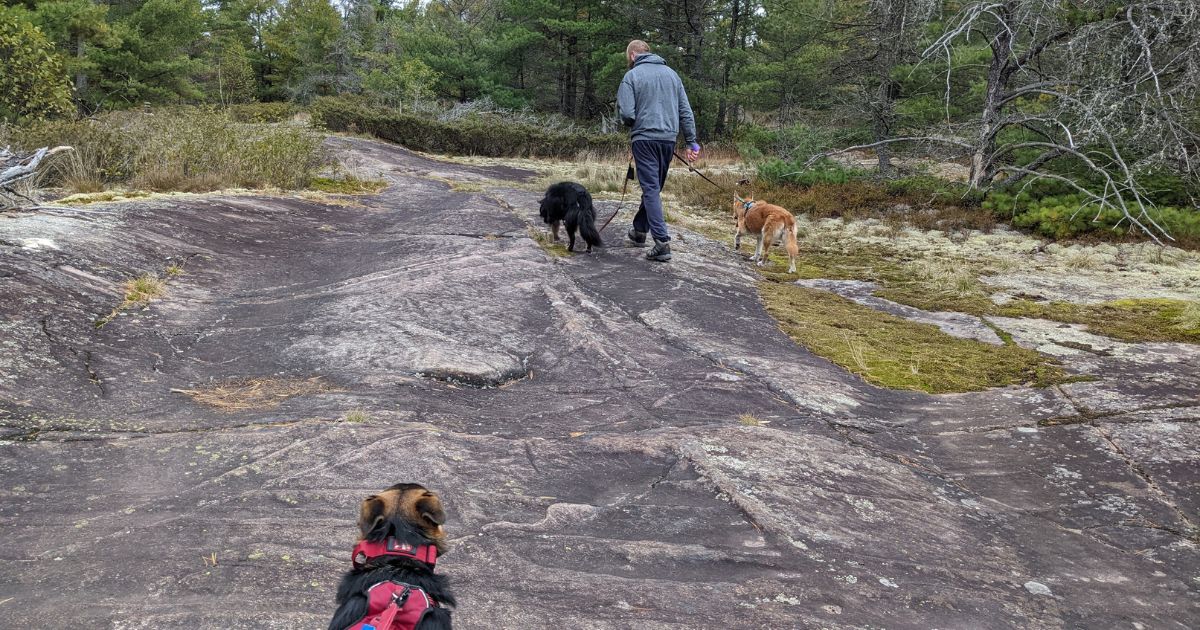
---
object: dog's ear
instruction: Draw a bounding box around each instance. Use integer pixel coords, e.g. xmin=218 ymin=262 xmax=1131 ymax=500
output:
xmin=358 ymin=494 xmax=387 ymax=538
xmin=415 ymin=493 xmax=446 ymax=527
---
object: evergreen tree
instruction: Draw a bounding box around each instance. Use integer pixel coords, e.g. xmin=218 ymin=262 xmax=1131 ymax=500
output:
xmin=24 ymin=0 xmax=112 ymax=110
xmin=266 ymin=0 xmax=341 ymax=101
xmin=87 ymin=0 xmax=206 ymax=108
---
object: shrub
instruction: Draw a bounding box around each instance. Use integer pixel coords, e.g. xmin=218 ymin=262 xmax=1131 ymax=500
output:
xmin=226 ymin=102 xmax=299 ymax=124
xmin=7 ymin=108 xmax=325 ymax=192
xmin=311 ymin=96 xmax=624 ymax=158
xmin=984 ymin=190 xmax=1200 ymax=242
xmin=0 ymin=9 xmax=73 ymax=124
xmin=735 ymin=122 xmax=865 ymax=163
xmin=757 ymin=158 xmax=870 ymax=187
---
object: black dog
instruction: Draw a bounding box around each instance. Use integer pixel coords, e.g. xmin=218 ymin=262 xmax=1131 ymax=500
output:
xmin=328 ymin=483 xmax=455 ymax=630
xmin=539 ymin=181 xmax=603 ymax=253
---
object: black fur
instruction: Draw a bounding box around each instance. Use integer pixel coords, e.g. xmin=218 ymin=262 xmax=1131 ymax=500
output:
xmin=539 ymin=181 xmax=603 ymax=253
xmin=328 ymin=486 xmax=455 ymax=630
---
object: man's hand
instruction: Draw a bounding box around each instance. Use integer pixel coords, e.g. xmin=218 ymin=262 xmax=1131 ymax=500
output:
xmin=685 ymin=143 xmax=701 ymax=162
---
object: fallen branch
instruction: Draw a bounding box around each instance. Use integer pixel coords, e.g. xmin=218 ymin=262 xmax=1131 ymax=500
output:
xmin=0 ymin=145 xmax=72 ymax=208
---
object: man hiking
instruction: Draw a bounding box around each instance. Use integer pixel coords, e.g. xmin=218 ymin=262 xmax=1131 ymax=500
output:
xmin=617 ymin=39 xmax=700 ymax=263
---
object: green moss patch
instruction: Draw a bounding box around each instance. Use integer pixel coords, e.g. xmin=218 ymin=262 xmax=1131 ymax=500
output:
xmin=529 ymin=227 xmax=570 ymax=258
xmin=308 ymin=176 xmax=389 ymax=195
xmin=759 ymin=280 xmax=1067 ymax=393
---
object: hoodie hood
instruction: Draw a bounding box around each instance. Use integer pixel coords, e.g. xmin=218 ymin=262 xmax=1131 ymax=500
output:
xmin=633 ymin=53 xmax=667 ymax=67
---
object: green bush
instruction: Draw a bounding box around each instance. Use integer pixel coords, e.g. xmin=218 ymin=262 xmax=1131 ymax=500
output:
xmin=0 ymin=9 xmax=73 ymax=124
xmin=984 ymin=190 xmax=1200 ymax=241
xmin=735 ymin=122 xmax=866 ymax=162
xmin=6 ymin=108 xmax=325 ymax=192
xmin=311 ymin=96 xmax=624 ymax=158
xmin=757 ymin=158 xmax=870 ymax=187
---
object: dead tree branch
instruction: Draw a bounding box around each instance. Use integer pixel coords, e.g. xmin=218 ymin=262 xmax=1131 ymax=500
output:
xmin=0 ymin=146 xmax=72 ymax=209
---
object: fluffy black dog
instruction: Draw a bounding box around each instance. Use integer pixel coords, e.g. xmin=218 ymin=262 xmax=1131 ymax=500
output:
xmin=328 ymin=483 xmax=455 ymax=630
xmin=539 ymin=181 xmax=603 ymax=253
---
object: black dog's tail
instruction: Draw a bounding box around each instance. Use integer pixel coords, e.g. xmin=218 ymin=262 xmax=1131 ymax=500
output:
xmin=579 ymin=215 xmax=603 ymax=248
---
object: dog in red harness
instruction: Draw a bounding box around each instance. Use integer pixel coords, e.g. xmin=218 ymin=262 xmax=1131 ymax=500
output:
xmin=328 ymin=483 xmax=455 ymax=630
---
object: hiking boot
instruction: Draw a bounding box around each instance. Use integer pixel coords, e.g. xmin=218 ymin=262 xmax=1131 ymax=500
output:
xmin=646 ymin=239 xmax=672 ymax=262
xmin=626 ymin=228 xmax=648 ymax=247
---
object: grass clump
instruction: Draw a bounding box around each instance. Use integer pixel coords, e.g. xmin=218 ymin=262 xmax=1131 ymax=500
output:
xmin=309 ymin=176 xmax=388 ymax=195
xmin=123 ymin=273 xmax=166 ymax=306
xmin=96 ymin=272 xmax=167 ymax=327
xmin=342 ymin=409 xmax=371 ymax=423
xmin=738 ymin=413 xmax=767 ymax=426
xmin=174 ymin=377 xmax=334 ymax=412
xmin=529 ymin=227 xmax=570 ymax=257
xmin=1173 ymin=302 xmax=1200 ymax=332
xmin=759 ymin=280 xmax=1066 ymax=393
xmin=8 ymin=107 xmax=325 ymax=194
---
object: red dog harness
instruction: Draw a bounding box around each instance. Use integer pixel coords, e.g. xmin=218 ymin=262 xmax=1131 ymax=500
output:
xmin=347 ymin=538 xmax=441 ymax=630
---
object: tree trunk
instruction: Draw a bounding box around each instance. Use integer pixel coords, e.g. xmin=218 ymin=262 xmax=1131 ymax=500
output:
xmin=74 ymin=32 xmax=88 ymax=114
xmin=714 ymin=0 xmax=740 ymax=136
xmin=872 ymin=78 xmax=894 ymax=174
xmin=970 ymin=16 xmax=1014 ymax=189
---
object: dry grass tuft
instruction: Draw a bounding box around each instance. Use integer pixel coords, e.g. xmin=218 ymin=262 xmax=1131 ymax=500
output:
xmin=96 ymin=272 xmax=167 ymax=327
xmin=342 ymin=408 xmax=371 ymax=423
xmin=174 ymin=377 xmax=335 ymax=412
xmin=903 ymin=259 xmax=985 ymax=299
xmin=1171 ymin=301 xmax=1200 ymax=332
xmin=738 ymin=413 xmax=768 ymax=426
xmin=123 ymin=273 xmax=166 ymax=305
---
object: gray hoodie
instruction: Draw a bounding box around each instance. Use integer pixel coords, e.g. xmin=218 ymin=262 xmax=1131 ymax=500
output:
xmin=617 ymin=54 xmax=697 ymax=144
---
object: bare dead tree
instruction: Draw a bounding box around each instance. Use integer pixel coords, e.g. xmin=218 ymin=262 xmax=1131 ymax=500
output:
xmin=812 ymin=0 xmax=1200 ymax=242
xmin=863 ymin=0 xmax=939 ymax=173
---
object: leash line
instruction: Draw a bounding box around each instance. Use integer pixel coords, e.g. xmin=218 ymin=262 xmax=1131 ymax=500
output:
xmin=598 ymin=152 xmax=749 ymax=235
xmin=672 ymin=150 xmax=750 ymax=204
xmin=598 ymin=159 xmax=634 ymax=234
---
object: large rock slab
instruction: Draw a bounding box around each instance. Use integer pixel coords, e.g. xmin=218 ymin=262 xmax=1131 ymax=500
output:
xmin=1 ymin=137 xmax=1197 ymax=628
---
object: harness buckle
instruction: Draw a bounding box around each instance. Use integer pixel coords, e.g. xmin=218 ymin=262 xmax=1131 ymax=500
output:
xmin=392 ymin=585 xmax=412 ymax=607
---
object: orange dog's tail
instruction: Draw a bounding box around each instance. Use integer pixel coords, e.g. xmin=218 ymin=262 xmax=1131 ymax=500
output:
xmin=784 ymin=216 xmax=799 ymax=273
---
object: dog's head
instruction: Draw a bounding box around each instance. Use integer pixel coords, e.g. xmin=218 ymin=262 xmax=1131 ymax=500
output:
xmin=358 ymin=483 xmax=448 ymax=552
xmin=734 ymin=196 xmax=756 ymax=221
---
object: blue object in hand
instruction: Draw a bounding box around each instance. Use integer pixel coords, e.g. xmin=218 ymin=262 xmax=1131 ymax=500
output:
xmin=689 ymin=143 xmax=701 ymax=153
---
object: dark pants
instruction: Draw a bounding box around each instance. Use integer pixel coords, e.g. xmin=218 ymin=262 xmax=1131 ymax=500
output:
xmin=631 ymin=139 xmax=675 ymax=242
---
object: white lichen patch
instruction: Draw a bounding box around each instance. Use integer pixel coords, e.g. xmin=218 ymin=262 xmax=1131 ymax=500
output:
xmin=1050 ymin=466 xmax=1083 ymax=481
xmin=797 ymin=217 xmax=1200 ymax=305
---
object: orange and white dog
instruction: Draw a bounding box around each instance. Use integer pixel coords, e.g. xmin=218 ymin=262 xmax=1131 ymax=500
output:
xmin=732 ymin=196 xmax=799 ymax=273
